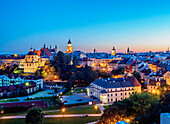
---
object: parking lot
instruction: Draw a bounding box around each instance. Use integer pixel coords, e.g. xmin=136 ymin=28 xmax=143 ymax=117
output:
xmin=60 ymin=93 xmax=99 ymax=105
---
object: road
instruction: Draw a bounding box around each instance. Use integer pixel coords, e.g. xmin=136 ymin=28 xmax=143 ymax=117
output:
xmin=0 ymin=88 xmax=66 ymax=103
xmin=0 ymin=114 xmax=102 ymax=119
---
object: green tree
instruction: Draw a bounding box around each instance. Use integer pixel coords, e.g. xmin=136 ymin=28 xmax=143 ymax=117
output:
xmin=99 ymin=92 xmax=159 ymax=124
xmin=73 ymin=55 xmax=78 ymax=66
xmin=25 ymin=107 xmax=44 ymax=124
xmin=111 ymin=67 xmax=124 ymax=75
xmin=1 ymin=63 xmax=6 ymax=70
xmin=132 ymin=71 xmax=141 ymax=83
xmin=35 ymin=70 xmax=41 ymax=76
xmin=129 ymin=92 xmax=159 ymax=115
xmin=68 ymin=74 xmax=76 ymax=88
xmin=133 ymin=93 xmax=170 ymax=124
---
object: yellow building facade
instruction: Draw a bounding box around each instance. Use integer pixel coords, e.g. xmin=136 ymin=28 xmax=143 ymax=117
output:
xmin=66 ymin=39 xmax=73 ymax=54
xmin=111 ymin=47 xmax=116 ymax=56
xmin=24 ymin=48 xmax=39 ymax=73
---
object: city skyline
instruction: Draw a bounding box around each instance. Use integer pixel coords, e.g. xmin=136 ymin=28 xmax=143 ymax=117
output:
xmin=0 ymin=0 xmax=170 ymax=54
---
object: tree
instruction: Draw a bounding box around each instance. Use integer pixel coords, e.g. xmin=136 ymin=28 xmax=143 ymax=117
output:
xmin=129 ymin=92 xmax=159 ymax=115
xmin=65 ymin=54 xmax=71 ymax=65
xmin=25 ymin=107 xmax=44 ymax=124
xmin=133 ymin=93 xmax=170 ymax=124
xmin=35 ymin=70 xmax=41 ymax=76
xmin=75 ymin=71 xmax=84 ymax=82
xmin=111 ymin=67 xmax=124 ymax=75
xmin=73 ymin=55 xmax=78 ymax=66
xmin=1 ymin=63 xmax=6 ymax=70
xmin=132 ymin=71 xmax=141 ymax=83
xmin=99 ymin=92 xmax=159 ymax=124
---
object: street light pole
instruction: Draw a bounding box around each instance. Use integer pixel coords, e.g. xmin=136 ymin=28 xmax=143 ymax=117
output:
xmin=62 ymin=108 xmax=65 ymax=118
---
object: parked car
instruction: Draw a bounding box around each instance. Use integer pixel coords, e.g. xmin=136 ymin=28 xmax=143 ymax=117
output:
xmin=63 ymin=100 xmax=67 ymax=103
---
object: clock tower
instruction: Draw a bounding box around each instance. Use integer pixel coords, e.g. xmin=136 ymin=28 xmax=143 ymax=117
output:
xmin=66 ymin=39 xmax=73 ymax=54
xmin=111 ymin=47 xmax=116 ymax=56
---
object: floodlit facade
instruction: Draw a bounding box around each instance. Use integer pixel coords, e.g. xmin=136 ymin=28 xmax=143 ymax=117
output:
xmin=66 ymin=39 xmax=73 ymax=54
xmin=87 ymin=76 xmax=141 ymax=103
xmin=24 ymin=48 xmax=39 ymax=73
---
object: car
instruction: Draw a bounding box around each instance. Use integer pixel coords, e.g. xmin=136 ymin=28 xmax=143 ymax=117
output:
xmin=77 ymin=99 xmax=82 ymax=101
xmin=60 ymin=96 xmax=63 ymax=98
xmin=63 ymin=100 xmax=67 ymax=103
xmin=90 ymin=96 xmax=95 ymax=98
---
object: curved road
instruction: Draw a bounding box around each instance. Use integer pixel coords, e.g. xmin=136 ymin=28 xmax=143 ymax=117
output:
xmin=0 ymin=114 xmax=102 ymax=119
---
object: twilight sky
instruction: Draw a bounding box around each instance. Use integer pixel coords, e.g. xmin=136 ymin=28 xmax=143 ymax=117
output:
xmin=0 ymin=0 xmax=170 ymax=54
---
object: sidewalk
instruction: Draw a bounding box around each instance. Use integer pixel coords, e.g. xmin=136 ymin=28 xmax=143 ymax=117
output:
xmin=0 ymin=114 xmax=102 ymax=119
xmin=96 ymin=104 xmax=105 ymax=114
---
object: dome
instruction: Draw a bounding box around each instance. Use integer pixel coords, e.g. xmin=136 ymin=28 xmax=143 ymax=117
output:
xmin=27 ymin=51 xmax=37 ymax=55
xmin=68 ymin=39 xmax=71 ymax=44
xmin=27 ymin=48 xmax=37 ymax=55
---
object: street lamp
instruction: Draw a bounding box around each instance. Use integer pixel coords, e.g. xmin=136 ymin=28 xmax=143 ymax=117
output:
xmin=94 ymin=105 xmax=98 ymax=114
xmin=1 ymin=110 xmax=4 ymax=114
xmin=126 ymin=118 xmax=130 ymax=123
xmin=62 ymin=108 xmax=66 ymax=117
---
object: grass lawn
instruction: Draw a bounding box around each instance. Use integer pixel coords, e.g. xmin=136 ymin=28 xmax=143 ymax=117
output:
xmin=63 ymin=88 xmax=87 ymax=96
xmin=0 ymin=99 xmax=20 ymax=103
xmin=56 ymin=98 xmax=62 ymax=103
xmin=63 ymin=90 xmax=72 ymax=95
xmin=103 ymin=105 xmax=110 ymax=109
xmin=0 ymin=117 xmax=100 ymax=124
xmin=45 ymin=106 xmax=101 ymax=115
xmin=74 ymin=88 xmax=87 ymax=93
xmin=13 ymin=69 xmax=24 ymax=74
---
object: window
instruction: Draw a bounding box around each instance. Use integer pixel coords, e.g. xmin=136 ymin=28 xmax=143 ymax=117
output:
xmin=108 ymin=94 xmax=109 ymax=97
xmin=129 ymin=92 xmax=131 ymax=95
xmin=151 ymin=87 xmax=152 ymax=89
xmin=111 ymin=99 xmax=113 ymax=101
xmin=121 ymin=98 xmax=123 ymax=100
xmin=111 ymin=94 xmax=113 ymax=96
xmin=108 ymin=99 xmax=109 ymax=102
xmin=91 ymin=92 xmax=92 ymax=94
xmin=115 ymin=93 xmax=117 ymax=96
xmin=121 ymin=93 xmax=122 ymax=95
xmin=125 ymin=93 xmax=127 ymax=95
xmin=116 ymin=98 xmax=117 ymax=101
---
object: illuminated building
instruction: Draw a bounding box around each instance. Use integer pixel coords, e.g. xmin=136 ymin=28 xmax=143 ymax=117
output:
xmin=24 ymin=48 xmax=39 ymax=73
xmin=87 ymin=76 xmax=141 ymax=103
xmin=111 ymin=47 xmax=116 ymax=56
xmin=66 ymin=39 xmax=73 ymax=54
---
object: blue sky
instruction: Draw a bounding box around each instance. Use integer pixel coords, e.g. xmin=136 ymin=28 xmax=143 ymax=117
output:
xmin=0 ymin=0 xmax=170 ymax=54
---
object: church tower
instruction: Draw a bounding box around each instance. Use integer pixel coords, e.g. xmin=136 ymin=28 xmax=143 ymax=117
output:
xmin=66 ymin=39 xmax=73 ymax=54
xmin=55 ymin=45 xmax=58 ymax=53
xmin=111 ymin=47 xmax=116 ymax=56
xmin=127 ymin=47 xmax=130 ymax=54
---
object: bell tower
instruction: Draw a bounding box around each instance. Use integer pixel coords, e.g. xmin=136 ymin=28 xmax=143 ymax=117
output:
xmin=111 ymin=47 xmax=116 ymax=56
xmin=66 ymin=39 xmax=73 ymax=54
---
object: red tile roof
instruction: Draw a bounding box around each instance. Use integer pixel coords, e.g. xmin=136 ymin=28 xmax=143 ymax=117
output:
xmin=41 ymin=48 xmax=53 ymax=57
xmin=127 ymin=76 xmax=141 ymax=86
xmin=34 ymin=50 xmax=41 ymax=57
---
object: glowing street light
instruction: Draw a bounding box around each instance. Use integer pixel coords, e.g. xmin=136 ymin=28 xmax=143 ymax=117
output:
xmin=94 ymin=105 xmax=98 ymax=113
xmin=1 ymin=110 xmax=4 ymax=114
xmin=152 ymin=90 xmax=156 ymax=94
xmin=126 ymin=118 xmax=130 ymax=123
xmin=62 ymin=108 xmax=66 ymax=117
